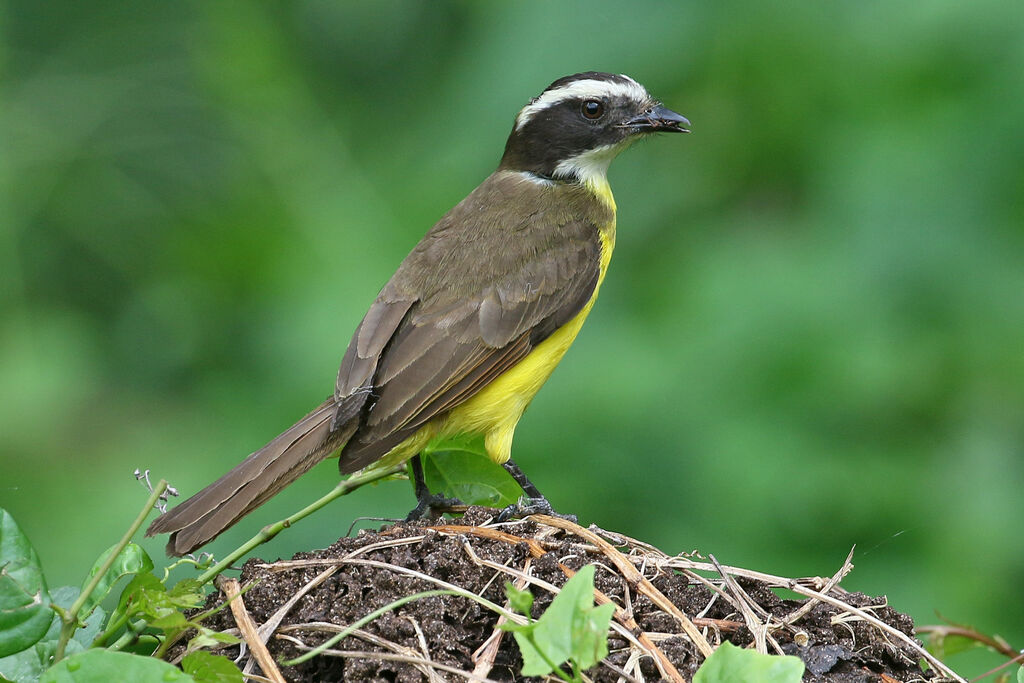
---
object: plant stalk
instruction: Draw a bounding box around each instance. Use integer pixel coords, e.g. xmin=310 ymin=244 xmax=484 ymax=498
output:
xmin=196 ymin=463 xmax=406 ymax=585
xmin=52 ymin=479 xmax=168 ymax=662
xmin=109 ymin=464 xmax=406 ymax=653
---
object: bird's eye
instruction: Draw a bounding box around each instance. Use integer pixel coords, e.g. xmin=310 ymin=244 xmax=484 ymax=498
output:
xmin=581 ymin=99 xmax=604 ymax=120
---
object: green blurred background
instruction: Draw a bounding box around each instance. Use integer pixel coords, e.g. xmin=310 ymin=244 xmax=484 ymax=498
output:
xmin=3 ymin=0 xmax=1022 ymax=675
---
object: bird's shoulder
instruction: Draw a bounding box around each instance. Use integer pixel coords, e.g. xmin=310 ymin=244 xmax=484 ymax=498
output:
xmin=334 ymin=170 xmax=610 ymax=403
xmin=388 ymin=170 xmax=612 ymax=300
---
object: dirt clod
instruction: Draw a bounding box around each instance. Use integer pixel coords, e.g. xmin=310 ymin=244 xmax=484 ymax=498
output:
xmin=192 ymin=508 xmax=941 ymax=681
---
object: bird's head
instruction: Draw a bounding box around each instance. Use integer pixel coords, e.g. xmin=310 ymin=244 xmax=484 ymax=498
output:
xmin=499 ymin=72 xmax=689 ymax=188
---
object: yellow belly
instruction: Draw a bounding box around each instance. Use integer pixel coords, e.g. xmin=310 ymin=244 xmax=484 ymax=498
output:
xmin=373 ymin=219 xmax=615 ymax=469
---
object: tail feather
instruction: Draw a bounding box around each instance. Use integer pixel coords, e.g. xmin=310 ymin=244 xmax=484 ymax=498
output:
xmin=146 ymin=398 xmax=355 ymax=556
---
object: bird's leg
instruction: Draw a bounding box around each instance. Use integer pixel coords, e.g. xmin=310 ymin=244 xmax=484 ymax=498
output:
xmin=496 ymin=460 xmax=577 ymax=523
xmin=404 ymin=454 xmax=464 ymax=521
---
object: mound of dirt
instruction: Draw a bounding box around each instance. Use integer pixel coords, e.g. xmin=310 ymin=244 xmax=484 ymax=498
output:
xmin=192 ymin=508 xmax=951 ymax=681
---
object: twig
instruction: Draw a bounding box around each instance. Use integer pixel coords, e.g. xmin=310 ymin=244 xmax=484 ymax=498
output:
xmin=789 ymin=585 xmax=966 ymax=682
xmin=914 ymin=624 xmax=1018 ymax=660
xmin=200 ymin=512 xmax=968 ymax=682
xmin=341 ymin=534 xmax=429 ymax=558
xmin=781 ymin=547 xmax=855 ymax=625
xmin=458 ymin=542 xmax=653 ymax=655
xmin=469 ymin=550 xmax=530 ymax=679
xmin=630 ymin=551 xmax=832 ymax=590
xmin=533 ymin=515 xmax=715 ymax=660
xmin=969 ymin=650 xmax=1024 ymax=681
xmin=256 ymin=534 xmax=429 ymax=574
xmin=708 ymin=554 xmax=783 ymax=656
xmin=430 ymin=523 xmax=687 ymax=682
xmin=108 ymin=465 xmax=407 ymax=655
xmin=242 ymin=566 xmax=339 ymax=678
xmin=256 ymin=567 xmax=339 ymax=643
xmin=196 ymin=463 xmax=407 ymax=586
xmin=280 ymin=621 xmax=451 ymax=681
xmin=276 ymin=634 xmax=502 ymax=682
xmin=280 ymin=589 xmax=470 ymax=666
xmin=216 ymin=576 xmax=286 ymax=683
xmin=268 ymin=536 xmax=684 ymax=681
xmin=260 ymin=557 xmax=521 ymax=624
xmin=405 ymin=616 xmax=446 ymax=683
xmin=601 ymin=655 xmax=642 ymax=683
xmin=619 ymin=647 xmax=644 ymax=683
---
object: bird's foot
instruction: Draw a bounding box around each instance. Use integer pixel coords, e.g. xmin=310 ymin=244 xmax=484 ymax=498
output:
xmin=496 ymin=496 xmax=578 ymax=524
xmin=404 ymin=492 xmax=464 ymax=522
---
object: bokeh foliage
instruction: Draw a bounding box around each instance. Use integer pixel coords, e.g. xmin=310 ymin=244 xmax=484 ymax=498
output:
xmin=2 ymin=1 xmax=1022 ymax=675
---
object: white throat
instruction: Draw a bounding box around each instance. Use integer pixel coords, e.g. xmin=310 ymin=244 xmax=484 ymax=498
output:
xmin=552 ymin=141 xmax=633 ymax=194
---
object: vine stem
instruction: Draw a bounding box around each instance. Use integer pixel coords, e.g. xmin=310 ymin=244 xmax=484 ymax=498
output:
xmin=108 ymin=464 xmax=406 ymax=653
xmin=52 ymin=478 xmax=168 ymax=663
xmin=525 ymin=632 xmax=575 ymax=682
xmin=196 ymin=463 xmax=407 ymax=585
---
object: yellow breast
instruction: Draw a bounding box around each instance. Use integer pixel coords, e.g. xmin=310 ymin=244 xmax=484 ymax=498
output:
xmin=437 ymin=218 xmax=615 ymax=464
xmin=373 ymin=216 xmax=616 ymax=470
xmin=366 ymin=171 xmax=619 ymax=471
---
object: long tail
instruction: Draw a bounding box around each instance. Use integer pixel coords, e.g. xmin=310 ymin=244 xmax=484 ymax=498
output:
xmin=146 ymin=398 xmax=356 ymax=556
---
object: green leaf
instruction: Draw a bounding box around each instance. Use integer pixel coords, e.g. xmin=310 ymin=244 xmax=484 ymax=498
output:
xmin=186 ymin=627 xmax=240 ymax=652
xmin=925 ymin=628 xmax=985 ymax=660
xmin=0 ymin=587 xmax=108 ymax=683
xmin=420 ymin=439 xmax=522 ymax=507
xmin=510 ymin=564 xmax=614 ymax=677
xmin=181 ymin=651 xmax=243 ymax=683
xmin=106 ymin=573 xmax=216 ymax=650
xmin=528 ymin=564 xmax=596 ymax=668
xmin=79 ymin=543 xmax=154 ymax=617
xmin=106 ymin=572 xmax=162 ymax=631
xmin=0 ymin=640 xmax=52 ymax=683
xmin=693 ymin=641 xmax=805 ymax=683
xmin=504 ymin=582 xmax=534 ymax=616
xmin=114 ymin=573 xmax=167 ymax=621
xmin=569 ymin=599 xmax=615 ymax=671
xmin=166 ymin=580 xmax=204 ymax=610
xmin=50 ymin=588 xmax=104 ymax=653
xmin=147 ymin=611 xmax=189 ymax=630
xmin=0 ymin=509 xmax=52 ymax=657
xmin=510 ymin=625 xmax=552 ymax=674
xmin=1016 ymin=665 xmax=1023 ymax=683
xmin=40 ymin=649 xmax=195 ymax=683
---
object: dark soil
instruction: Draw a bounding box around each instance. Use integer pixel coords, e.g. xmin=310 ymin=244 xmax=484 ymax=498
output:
xmin=193 ymin=508 xmax=938 ymax=682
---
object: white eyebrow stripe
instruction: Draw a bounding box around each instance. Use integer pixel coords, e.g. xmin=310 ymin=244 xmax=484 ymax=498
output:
xmin=515 ymin=78 xmax=651 ymax=130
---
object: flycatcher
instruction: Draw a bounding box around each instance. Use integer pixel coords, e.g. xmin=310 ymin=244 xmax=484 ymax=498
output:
xmin=147 ymin=72 xmax=689 ymax=555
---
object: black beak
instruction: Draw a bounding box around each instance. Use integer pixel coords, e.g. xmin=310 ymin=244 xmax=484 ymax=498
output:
xmin=623 ymin=105 xmax=691 ymax=133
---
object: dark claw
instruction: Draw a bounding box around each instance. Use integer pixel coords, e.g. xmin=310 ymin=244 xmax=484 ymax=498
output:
xmin=495 ymin=496 xmax=578 ymax=524
xmin=405 ymin=492 xmax=464 ymax=522
xmin=405 ymin=453 xmax=464 ymax=521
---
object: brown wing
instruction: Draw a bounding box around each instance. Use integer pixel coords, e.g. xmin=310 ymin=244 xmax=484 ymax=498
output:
xmin=335 ymin=218 xmax=602 ymax=473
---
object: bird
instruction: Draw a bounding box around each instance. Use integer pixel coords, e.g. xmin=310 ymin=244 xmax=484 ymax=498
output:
xmin=146 ymin=72 xmax=689 ymax=556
